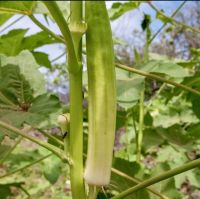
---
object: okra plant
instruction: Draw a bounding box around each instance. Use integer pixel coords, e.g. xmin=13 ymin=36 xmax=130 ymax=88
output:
xmin=0 ymin=1 xmax=200 ymax=199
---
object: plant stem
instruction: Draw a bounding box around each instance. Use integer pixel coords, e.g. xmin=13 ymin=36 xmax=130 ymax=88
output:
xmin=68 ymin=2 xmax=86 ymax=199
xmin=111 ymin=168 xmax=168 ymax=199
xmin=43 ymin=1 xmax=80 ymax=74
xmin=116 ymin=63 xmax=200 ymax=97
xmin=149 ymin=3 xmax=200 ymax=35
xmin=51 ymin=51 xmax=66 ymax=63
xmin=0 ymin=136 xmax=22 ymax=164
xmin=29 ymin=14 xmax=65 ymax=43
xmin=111 ymin=158 xmax=200 ymax=199
xmin=0 ymin=120 xmax=68 ymax=162
xmin=0 ymin=15 xmax=25 ymax=34
xmin=37 ymin=128 xmax=64 ymax=147
xmin=0 ymin=91 xmax=17 ymax=107
xmin=148 ymin=1 xmax=186 ymax=44
xmin=137 ymin=91 xmax=144 ymax=163
xmin=0 ymin=153 xmax=52 ymax=179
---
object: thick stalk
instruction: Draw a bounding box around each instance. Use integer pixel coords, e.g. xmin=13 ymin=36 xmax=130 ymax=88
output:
xmin=43 ymin=2 xmax=86 ymax=198
xmin=116 ymin=63 xmax=200 ymax=97
xmin=69 ymin=2 xmax=86 ymax=199
xmin=111 ymin=158 xmax=200 ymax=199
xmin=43 ymin=1 xmax=79 ymax=74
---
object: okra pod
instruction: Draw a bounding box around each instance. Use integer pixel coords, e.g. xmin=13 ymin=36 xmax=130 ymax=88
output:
xmin=84 ymin=1 xmax=116 ymax=186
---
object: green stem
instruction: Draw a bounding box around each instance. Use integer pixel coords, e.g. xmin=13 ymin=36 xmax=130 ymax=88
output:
xmin=0 ymin=153 xmax=52 ymax=179
xmin=137 ymin=91 xmax=144 ymax=163
xmin=0 ymin=136 xmax=22 ymax=164
xmin=29 ymin=14 xmax=65 ymax=43
xmin=0 ymin=15 xmax=25 ymax=34
xmin=37 ymin=128 xmax=64 ymax=147
xmin=51 ymin=51 xmax=66 ymax=63
xmin=88 ymin=185 xmax=99 ymax=199
xmin=148 ymin=1 xmax=186 ymax=44
xmin=0 ymin=120 xmax=68 ymax=162
xmin=116 ymin=63 xmax=200 ymax=97
xmin=69 ymin=2 xmax=86 ymax=199
xmin=149 ymin=3 xmax=200 ymax=35
xmin=111 ymin=158 xmax=200 ymax=199
xmin=0 ymin=91 xmax=17 ymax=107
xmin=111 ymin=168 xmax=168 ymax=199
xmin=43 ymin=1 xmax=80 ymax=74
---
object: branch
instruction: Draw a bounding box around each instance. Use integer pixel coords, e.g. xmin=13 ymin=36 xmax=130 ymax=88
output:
xmin=43 ymin=1 xmax=80 ymax=73
xmin=148 ymin=1 xmax=186 ymax=44
xmin=29 ymin=14 xmax=65 ymax=43
xmin=0 ymin=120 xmax=70 ymax=163
xmin=0 ymin=153 xmax=52 ymax=179
xmin=149 ymin=3 xmax=200 ymax=35
xmin=111 ymin=168 xmax=169 ymax=199
xmin=111 ymin=158 xmax=200 ymax=199
xmin=116 ymin=63 xmax=200 ymax=97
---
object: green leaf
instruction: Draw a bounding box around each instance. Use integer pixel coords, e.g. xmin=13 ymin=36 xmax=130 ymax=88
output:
xmin=0 ymin=29 xmax=27 ymax=56
xmin=0 ymin=64 xmax=33 ymax=105
xmin=0 ymin=50 xmax=45 ymax=96
xmin=29 ymin=94 xmax=60 ymax=115
xmin=111 ymin=158 xmax=150 ymax=199
xmin=156 ymin=11 xmax=173 ymax=24
xmin=141 ymin=14 xmax=151 ymax=31
xmin=0 ymin=13 xmax=12 ymax=26
xmin=117 ymin=77 xmax=145 ymax=109
xmin=150 ymin=162 xmax=182 ymax=198
xmin=43 ymin=155 xmax=62 ymax=184
xmin=191 ymin=96 xmax=200 ymax=119
xmin=156 ymin=125 xmax=192 ymax=146
xmin=21 ymin=31 xmax=61 ymax=51
xmin=109 ymin=2 xmax=140 ymax=20
xmin=0 ymin=144 xmax=11 ymax=161
xmin=0 ymin=1 xmax=36 ymax=15
xmin=32 ymin=51 xmax=52 ymax=69
xmin=141 ymin=60 xmax=190 ymax=78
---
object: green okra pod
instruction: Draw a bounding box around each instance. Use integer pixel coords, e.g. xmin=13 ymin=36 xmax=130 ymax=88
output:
xmin=84 ymin=1 xmax=117 ymax=186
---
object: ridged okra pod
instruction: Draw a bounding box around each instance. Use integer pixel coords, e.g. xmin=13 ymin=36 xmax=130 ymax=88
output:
xmin=84 ymin=1 xmax=117 ymax=186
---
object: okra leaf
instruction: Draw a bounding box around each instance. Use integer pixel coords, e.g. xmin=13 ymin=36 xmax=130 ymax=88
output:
xmin=109 ymin=2 xmax=140 ymax=20
xmin=0 ymin=1 xmax=36 ymax=15
xmin=42 ymin=155 xmax=62 ymax=184
xmin=111 ymin=158 xmax=150 ymax=199
xmin=0 ymin=29 xmax=61 ymax=57
xmin=0 ymin=13 xmax=12 ymax=26
xmin=140 ymin=60 xmax=190 ymax=78
xmin=0 ymin=50 xmax=46 ymax=96
xmin=32 ymin=51 xmax=52 ymax=69
xmin=0 ymin=29 xmax=28 ymax=56
xmin=0 ymin=182 xmax=26 ymax=199
xmin=117 ymin=77 xmax=145 ymax=109
xmin=20 ymin=31 xmax=61 ymax=51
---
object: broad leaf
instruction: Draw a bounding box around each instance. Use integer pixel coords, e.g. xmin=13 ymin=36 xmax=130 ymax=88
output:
xmin=109 ymin=2 xmax=140 ymax=20
xmin=42 ymin=155 xmax=62 ymax=184
xmin=0 ymin=50 xmax=45 ymax=96
xmin=0 ymin=13 xmax=12 ymax=26
xmin=0 ymin=1 xmax=36 ymax=15
xmin=0 ymin=29 xmax=27 ymax=56
xmin=32 ymin=51 xmax=52 ymax=69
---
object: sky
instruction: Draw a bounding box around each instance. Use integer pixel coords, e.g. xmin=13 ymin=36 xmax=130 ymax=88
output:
xmin=0 ymin=1 xmax=186 ymax=64
xmin=0 ymin=1 xmax=191 ymax=95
